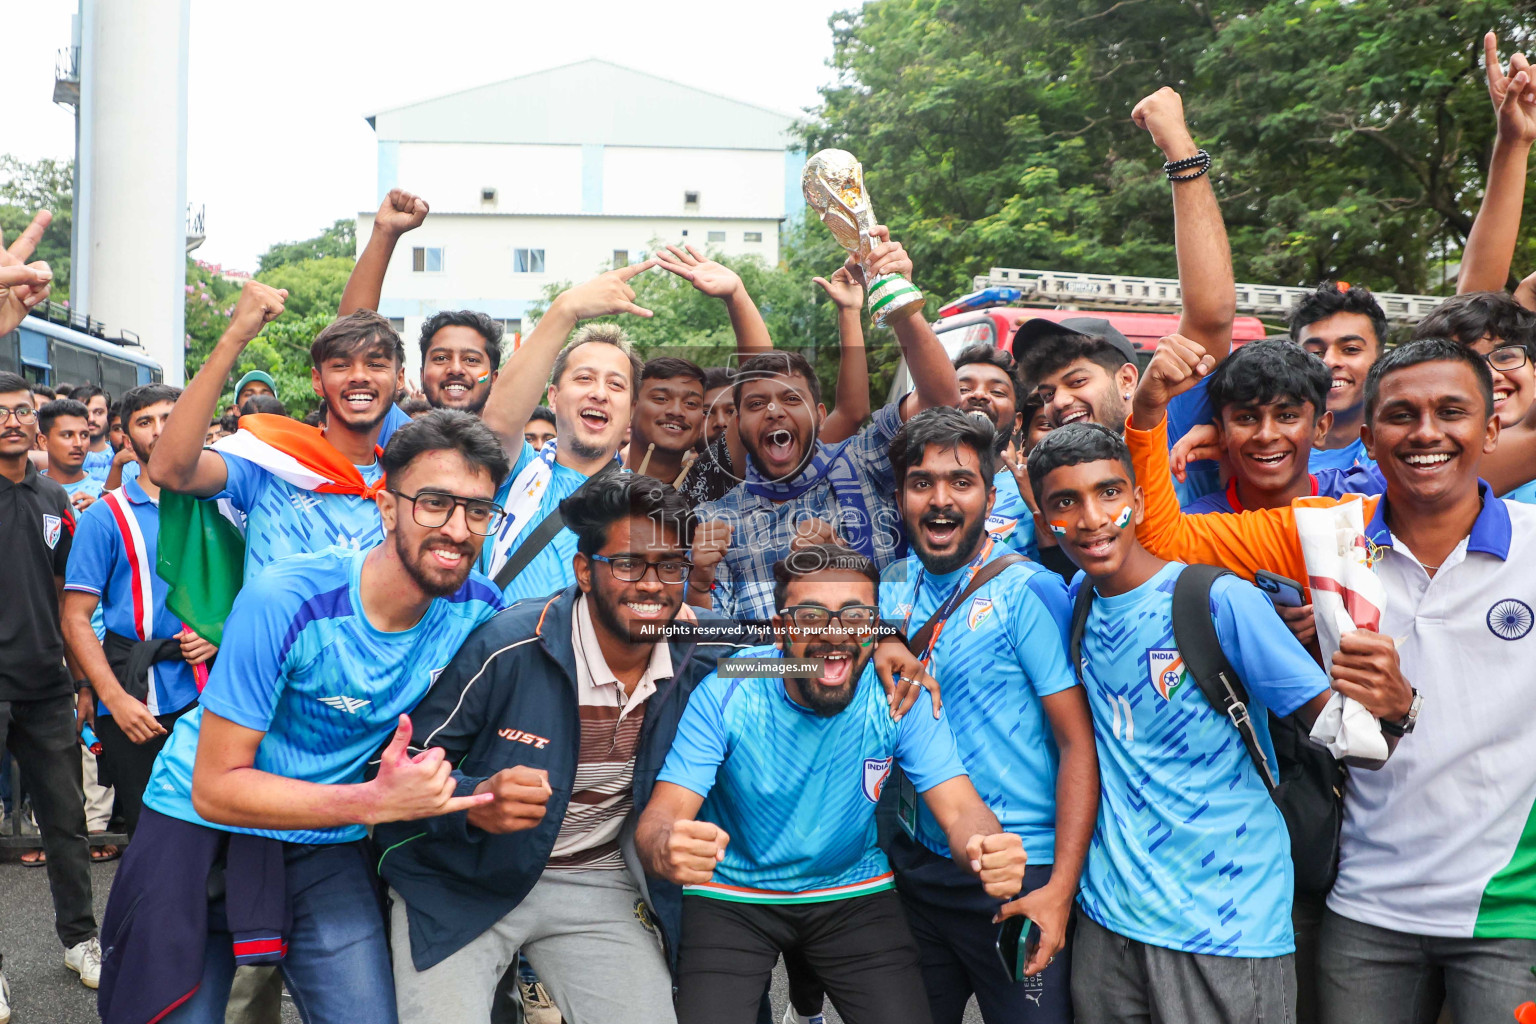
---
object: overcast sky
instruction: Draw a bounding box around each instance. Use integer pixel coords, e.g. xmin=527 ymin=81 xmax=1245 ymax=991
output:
xmin=8 ymin=0 xmax=851 ymax=271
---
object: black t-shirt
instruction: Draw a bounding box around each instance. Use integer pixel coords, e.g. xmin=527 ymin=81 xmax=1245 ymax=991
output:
xmin=0 ymin=462 xmax=75 ymax=701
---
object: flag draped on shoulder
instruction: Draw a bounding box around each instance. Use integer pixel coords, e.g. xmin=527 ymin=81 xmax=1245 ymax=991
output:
xmin=155 ymin=414 xmax=386 ymax=646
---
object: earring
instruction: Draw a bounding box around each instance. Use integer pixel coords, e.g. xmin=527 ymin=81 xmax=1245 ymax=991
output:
xmin=1122 ymin=393 xmax=1131 ymax=400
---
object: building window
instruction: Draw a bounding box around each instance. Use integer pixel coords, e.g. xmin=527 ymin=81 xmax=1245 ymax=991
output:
xmin=502 ymin=318 xmax=522 ymax=337
xmin=388 ymin=318 xmax=406 ymax=335
xmin=412 ymin=247 xmax=444 ymax=273
xmin=481 ymin=187 xmax=498 ymax=203
xmin=613 ymin=249 xmax=629 ymax=269
xmin=743 ymin=231 xmax=763 ymax=243
xmin=707 ymin=230 xmax=726 ymax=243
xmin=684 ymin=190 xmax=700 ymax=208
xmin=513 ymin=248 xmax=545 ymax=274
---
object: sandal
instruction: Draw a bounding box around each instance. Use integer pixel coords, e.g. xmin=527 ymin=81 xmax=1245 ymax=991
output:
xmin=90 ymin=844 xmax=120 ymax=863
xmin=20 ymin=848 xmax=46 ymax=867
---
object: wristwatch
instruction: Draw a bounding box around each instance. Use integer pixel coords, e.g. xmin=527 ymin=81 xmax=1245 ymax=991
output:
xmin=1380 ymin=689 xmax=1422 ymax=737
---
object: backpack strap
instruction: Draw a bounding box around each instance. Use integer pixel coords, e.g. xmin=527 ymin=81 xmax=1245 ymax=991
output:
xmin=1068 ymin=578 xmax=1095 ymax=684
xmin=1171 ymin=564 xmax=1278 ymax=794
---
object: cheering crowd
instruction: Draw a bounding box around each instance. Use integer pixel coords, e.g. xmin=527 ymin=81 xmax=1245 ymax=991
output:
xmin=1 ymin=33 xmax=1535 ymax=1024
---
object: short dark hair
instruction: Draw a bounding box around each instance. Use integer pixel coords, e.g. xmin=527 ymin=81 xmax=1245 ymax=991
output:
xmin=399 ymin=396 xmax=432 ymax=417
xmin=527 ymin=405 xmax=555 ymax=428
xmin=550 ymin=323 xmax=642 ymax=389
xmin=1412 ymin=292 xmax=1536 ymax=353
xmin=1207 ymin=339 xmax=1331 ymax=423
xmin=0 ymin=371 xmax=30 ymax=396
xmin=219 ymin=411 xmax=240 ymax=434
xmin=1018 ymin=331 xmax=1127 ymax=387
xmin=120 ymin=384 xmax=182 ymax=429
xmin=702 ymin=367 xmax=734 ymax=392
xmin=953 ymin=342 xmax=1022 ymax=401
xmin=890 ymin=406 xmax=999 ymax=488
xmin=311 ymin=310 xmax=406 ymax=367
xmin=771 ymin=543 xmax=880 ymax=613
xmin=38 ymin=398 xmax=89 ymax=436
xmin=72 ymin=384 xmax=108 ymax=409
xmin=380 ymin=409 xmax=512 ymax=489
xmin=239 ymin=393 xmax=288 ymax=418
xmin=561 ymin=473 xmax=697 ymax=557
xmin=733 ymin=351 xmax=822 ymax=409
xmin=55 ymin=383 xmax=75 ymax=398
xmin=419 ymin=310 xmax=503 ymax=368
xmin=1288 ymin=282 xmax=1388 ymax=353
xmin=1020 ymin=389 xmax=1045 ymax=419
xmin=29 ymin=383 xmax=55 ymax=401
xmin=1364 ymin=337 xmax=1495 ymax=421
xmin=641 ymin=356 xmax=706 ymax=388
xmin=1026 ymin=422 xmax=1136 ymax=499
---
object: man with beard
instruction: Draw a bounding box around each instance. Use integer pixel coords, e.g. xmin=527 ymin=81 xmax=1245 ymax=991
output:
xmin=640 ymin=544 xmax=1027 ymax=1024
xmin=375 ymin=474 xmax=740 ymax=1023
xmin=151 ymin=282 xmax=405 ymax=579
xmin=71 ymin=385 xmax=117 ymax=487
xmin=97 ymin=411 xmax=509 ymax=1024
xmin=63 ymin=385 xmax=211 ymax=837
xmin=882 ymin=408 xmax=1097 ymax=1024
xmin=1124 ymin=335 xmax=1536 ymax=1024
xmin=690 ymin=229 xmax=961 ymax=622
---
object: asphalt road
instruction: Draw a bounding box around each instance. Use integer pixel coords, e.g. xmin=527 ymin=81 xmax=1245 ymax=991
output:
xmin=0 ymin=852 xmax=977 ymax=1024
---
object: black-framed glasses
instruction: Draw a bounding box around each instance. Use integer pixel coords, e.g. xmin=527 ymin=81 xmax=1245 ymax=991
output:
xmin=779 ymin=604 xmax=880 ymax=632
xmin=1486 ymin=345 xmax=1531 ymax=372
xmin=590 ymin=554 xmax=693 ymax=584
xmin=0 ymin=405 xmax=38 ymax=424
xmin=389 ymin=489 xmax=505 ymax=536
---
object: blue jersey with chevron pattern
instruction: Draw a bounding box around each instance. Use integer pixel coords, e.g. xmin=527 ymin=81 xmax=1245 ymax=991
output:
xmin=143 ymin=547 xmax=503 ymax=845
xmin=1071 ymin=561 xmax=1327 ymax=957
xmin=880 ymin=549 xmax=1077 ymax=863
xmin=987 ymin=470 xmax=1040 ymax=560
xmin=659 ymin=646 xmax=967 ymax=899
xmin=214 ymin=450 xmax=385 ymax=580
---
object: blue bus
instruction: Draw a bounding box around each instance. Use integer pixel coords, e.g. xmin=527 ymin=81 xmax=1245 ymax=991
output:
xmin=0 ymin=304 xmax=162 ymax=396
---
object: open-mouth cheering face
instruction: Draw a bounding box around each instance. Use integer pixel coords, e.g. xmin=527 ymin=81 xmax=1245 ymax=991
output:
xmin=737 ymin=372 xmax=824 ymax=482
xmin=550 ymin=342 xmax=635 ymax=461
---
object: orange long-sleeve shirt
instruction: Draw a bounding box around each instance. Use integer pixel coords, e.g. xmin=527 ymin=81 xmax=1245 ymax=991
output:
xmin=1125 ymin=415 xmax=1382 ymax=593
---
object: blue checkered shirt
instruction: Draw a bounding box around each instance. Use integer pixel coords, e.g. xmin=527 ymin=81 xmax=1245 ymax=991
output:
xmin=697 ymin=402 xmax=905 ymax=622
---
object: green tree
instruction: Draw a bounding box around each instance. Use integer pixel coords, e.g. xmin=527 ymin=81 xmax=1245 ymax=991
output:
xmin=0 ymin=154 xmax=74 ymax=299
xmin=804 ymin=0 xmax=1536 ymax=297
xmin=256 ymin=218 xmax=356 ymax=274
xmin=255 ymin=255 xmax=354 ymax=319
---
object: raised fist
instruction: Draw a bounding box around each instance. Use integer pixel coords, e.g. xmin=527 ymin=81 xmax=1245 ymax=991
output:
xmin=226 ymin=281 xmax=288 ymax=347
xmin=1132 ymin=87 xmax=1197 ymax=162
xmin=1134 ymin=333 xmax=1214 ymax=421
xmin=966 ymin=831 xmax=1027 ymax=900
xmin=376 ymin=188 xmax=429 ymax=236
xmin=660 ymin=818 xmax=730 ymax=885
xmin=468 ymin=765 xmax=552 ymax=834
xmin=690 ymin=520 xmax=733 ymax=571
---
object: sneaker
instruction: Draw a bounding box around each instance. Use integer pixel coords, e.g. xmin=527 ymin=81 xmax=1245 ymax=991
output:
xmin=0 ymin=967 xmax=11 ymax=1024
xmin=519 ymin=980 xmax=562 ymax=1024
xmin=65 ymin=936 xmax=101 ymax=989
xmin=782 ymin=1007 xmax=826 ymax=1024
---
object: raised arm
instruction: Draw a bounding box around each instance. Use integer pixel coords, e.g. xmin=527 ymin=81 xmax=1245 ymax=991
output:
xmin=1128 ymin=335 xmax=1309 ymax=581
xmin=856 ymin=228 xmax=960 ymax=418
xmin=339 ymin=189 xmax=429 ymax=316
xmin=1459 ymin=34 xmax=1536 ymax=293
xmin=653 ymin=244 xmax=773 ymax=354
xmin=148 ymin=281 xmax=286 ymax=496
xmin=480 ymin=260 xmax=665 ymax=454
xmin=814 ymin=266 xmax=871 ymax=442
xmin=1133 ymin=88 xmax=1236 ymax=362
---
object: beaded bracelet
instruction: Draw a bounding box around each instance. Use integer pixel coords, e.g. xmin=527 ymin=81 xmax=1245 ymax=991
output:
xmin=1165 ymin=149 xmax=1212 ymax=182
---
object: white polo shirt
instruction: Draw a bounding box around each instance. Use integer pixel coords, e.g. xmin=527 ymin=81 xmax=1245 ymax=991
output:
xmin=1327 ymin=486 xmax=1536 ymax=940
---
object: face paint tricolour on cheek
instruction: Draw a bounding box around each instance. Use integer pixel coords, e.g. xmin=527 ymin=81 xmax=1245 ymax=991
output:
xmin=476 ymin=371 xmax=492 ymax=385
xmin=1113 ymin=506 xmax=1133 ymax=530
xmin=1049 ymin=521 xmax=1069 ymax=538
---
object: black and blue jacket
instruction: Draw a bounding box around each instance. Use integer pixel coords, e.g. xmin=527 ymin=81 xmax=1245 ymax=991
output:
xmin=374 ymin=586 xmax=745 ymax=971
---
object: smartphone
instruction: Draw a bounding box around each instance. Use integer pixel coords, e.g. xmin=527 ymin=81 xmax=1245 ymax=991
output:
xmin=1254 ymin=570 xmax=1305 ymax=608
xmin=995 ymin=915 xmax=1038 ymax=982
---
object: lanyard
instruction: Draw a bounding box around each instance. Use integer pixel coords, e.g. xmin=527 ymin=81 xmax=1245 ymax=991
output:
xmin=902 ymin=537 xmax=994 ymax=667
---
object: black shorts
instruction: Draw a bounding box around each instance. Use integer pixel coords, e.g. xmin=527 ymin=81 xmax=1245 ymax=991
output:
xmin=675 ymin=889 xmax=933 ymax=1024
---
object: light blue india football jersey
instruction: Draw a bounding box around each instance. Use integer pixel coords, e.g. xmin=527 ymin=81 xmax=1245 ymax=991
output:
xmin=659 ymin=645 xmax=967 ymax=901
xmin=214 ymin=450 xmax=385 ymax=580
xmin=1071 ymin=561 xmax=1327 ymax=957
xmin=987 ymin=470 xmax=1041 ymax=561
xmin=144 ymin=547 xmax=503 ymax=845
xmin=479 ymin=440 xmax=594 ymax=604
xmin=880 ymin=548 xmax=1077 ymax=864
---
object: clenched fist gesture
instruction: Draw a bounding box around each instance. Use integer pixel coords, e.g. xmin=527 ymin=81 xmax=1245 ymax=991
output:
xmin=1131 ymin=334 xmax=1215 ymax=430
xmin=658 ymin=819 xmax=730 ymax=885
xmin=965 ymin=831 xmax=1027 ymax=900
xmin=468 ymin=765 xmax=553 ymax=834
xmin=375 ymin=188 xmax=429 ymax=236
xmin=1132 ymin=87 xmax=1199 ymax=163
xmin=225 ymin=281 xmax=288 ymax=348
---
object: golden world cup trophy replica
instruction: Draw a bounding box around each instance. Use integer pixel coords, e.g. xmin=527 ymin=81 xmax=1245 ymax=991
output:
xmin=801 ymin=149 xmax=924 ymax=326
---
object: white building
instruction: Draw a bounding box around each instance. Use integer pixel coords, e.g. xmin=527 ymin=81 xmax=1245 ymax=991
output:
xmin=362 ymin=59 xmax=804 ymax=378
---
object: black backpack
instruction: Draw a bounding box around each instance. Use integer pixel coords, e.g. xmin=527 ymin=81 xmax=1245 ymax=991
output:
xmin=1069 ymin=564 xmax=1345 ymax=898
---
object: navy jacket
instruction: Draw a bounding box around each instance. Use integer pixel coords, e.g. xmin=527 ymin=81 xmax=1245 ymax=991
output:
xmin=375 ymin=587 xmax=745 ymax=971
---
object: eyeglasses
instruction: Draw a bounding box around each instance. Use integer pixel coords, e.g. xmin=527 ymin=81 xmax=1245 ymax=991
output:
xmin=590 ymin=554 xmax=693 ymax=584
xmin=389 ymin=489 xmax=505 ymax=536
xmin=779 ymin=604 xmax=880 ymax=632
xmin=0 ymin=405 xmax=38 ymax=425
xmin=1486 ymin=346 xmax=1531 ymax=372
